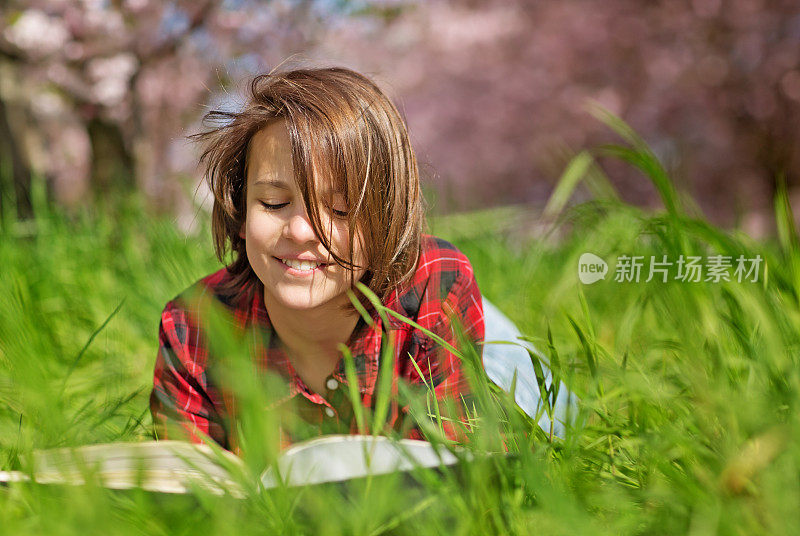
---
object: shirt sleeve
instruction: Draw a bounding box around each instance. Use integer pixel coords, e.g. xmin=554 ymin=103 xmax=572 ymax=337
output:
xmin=402 ymin=264 xmax=485 ymax=442
xmin=149 ymin=301 xmax=230 ymax=450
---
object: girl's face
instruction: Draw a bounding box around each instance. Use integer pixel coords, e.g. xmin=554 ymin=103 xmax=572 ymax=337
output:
xmin=242 ymin=120 xmax=367 ymax=311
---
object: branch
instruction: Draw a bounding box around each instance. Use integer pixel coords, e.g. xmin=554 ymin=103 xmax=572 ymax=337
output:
xmin=0 ymin=36 xmax=25 ymax=63
xmin=139 ymin=0 xmax=218 ymax=64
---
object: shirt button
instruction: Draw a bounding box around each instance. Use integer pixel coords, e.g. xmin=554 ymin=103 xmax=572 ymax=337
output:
xmin=324 ymin=407 xmax=335 ymax=418
xmin=326 ymin=378 xmax=339 ymax=391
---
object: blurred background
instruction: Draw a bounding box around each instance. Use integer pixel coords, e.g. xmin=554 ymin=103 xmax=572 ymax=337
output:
xmin=1 ymin=0 xmax=799 ymax=236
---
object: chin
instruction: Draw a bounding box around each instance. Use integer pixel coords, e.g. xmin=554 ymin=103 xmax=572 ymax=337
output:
xmin=270 ymin=290 xmax=337 ymax=311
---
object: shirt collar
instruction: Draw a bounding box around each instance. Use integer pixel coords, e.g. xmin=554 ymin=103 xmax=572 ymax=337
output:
xmin=247 ymin=284 xmax=398 ymax=399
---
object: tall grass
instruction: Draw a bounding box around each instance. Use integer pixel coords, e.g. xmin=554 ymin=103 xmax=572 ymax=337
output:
xmin=2 ymin=112 xmax=800 ymax=535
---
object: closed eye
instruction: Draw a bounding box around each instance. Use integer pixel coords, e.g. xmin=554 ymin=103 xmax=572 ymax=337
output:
xmin=260 ymin=200 xmax=348 ymax=218
xmin=260 ymin=201 xmax=288 ymax=210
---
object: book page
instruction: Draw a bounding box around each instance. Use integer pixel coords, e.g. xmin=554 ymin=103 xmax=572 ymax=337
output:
xmin=31 ymin=440 xmax=245 ymax=495
xmin=261 ymin=435 xmax=461 ymax=488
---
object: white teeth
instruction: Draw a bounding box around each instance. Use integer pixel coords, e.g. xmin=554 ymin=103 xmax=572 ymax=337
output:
xmin=281 ymin=258 xmax=321 ymax=271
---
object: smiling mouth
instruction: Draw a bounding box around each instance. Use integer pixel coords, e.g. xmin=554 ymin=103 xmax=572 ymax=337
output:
xmin=274 ymin=257 xmax=330 ymax=272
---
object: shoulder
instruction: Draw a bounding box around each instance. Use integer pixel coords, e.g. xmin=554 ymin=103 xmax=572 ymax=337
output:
xmin=167 ymin=267 xmax=246 ymax=309
xmin=417 ymin=234 xmax=476 ymax=280
xmin=159 ymin=267 xmax=248 ymax=344
xmin=391 ymin=234 xmax=478 ymax=321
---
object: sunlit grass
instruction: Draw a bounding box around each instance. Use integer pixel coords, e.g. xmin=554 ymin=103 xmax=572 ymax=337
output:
xmin=2 ymin=111 xmax=800 ymax=534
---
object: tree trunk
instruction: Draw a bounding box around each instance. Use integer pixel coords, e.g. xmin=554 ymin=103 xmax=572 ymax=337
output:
xmin=87 ymin=117 xmax=135 ymax=198
xmin=0 ymin=94 xmax=33 ymax=220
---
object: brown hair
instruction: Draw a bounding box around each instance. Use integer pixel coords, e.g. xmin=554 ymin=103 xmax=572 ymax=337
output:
xmin=189 ymin=66 xmax=427 ymax=314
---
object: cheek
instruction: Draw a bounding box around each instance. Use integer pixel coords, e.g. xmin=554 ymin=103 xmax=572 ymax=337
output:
xmin=353 ymin=229 xmax=367 ymax=265
xmin=245 ymin=213 xmax=277 ymax=243
xmin=331 ymin=226 xmax=365 ymax=263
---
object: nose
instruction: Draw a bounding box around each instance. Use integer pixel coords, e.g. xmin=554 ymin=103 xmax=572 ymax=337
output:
xmin=283 ymin=202 xmax=319 ymax=244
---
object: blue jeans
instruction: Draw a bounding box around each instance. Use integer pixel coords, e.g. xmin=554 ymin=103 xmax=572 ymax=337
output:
xmin=481 ymin=295 xmax=576 ymax=438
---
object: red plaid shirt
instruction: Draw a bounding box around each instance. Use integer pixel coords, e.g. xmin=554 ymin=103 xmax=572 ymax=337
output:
xmin=149 ymin=234 xmax=484 ymax=454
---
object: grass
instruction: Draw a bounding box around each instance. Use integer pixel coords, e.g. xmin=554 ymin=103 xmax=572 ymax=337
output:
xmin=2 ymin=112 xmax=800 ymax=534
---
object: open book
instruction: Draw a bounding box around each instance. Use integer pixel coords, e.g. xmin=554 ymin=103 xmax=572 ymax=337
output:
xmin=0 ymin=435 xmax=462 ymax=496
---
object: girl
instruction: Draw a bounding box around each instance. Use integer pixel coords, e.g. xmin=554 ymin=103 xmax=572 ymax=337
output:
xmin=149 ymin=66 xmax=485 ymax=454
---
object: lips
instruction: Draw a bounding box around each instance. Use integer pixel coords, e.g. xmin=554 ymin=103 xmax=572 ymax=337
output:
xmin=273 ymin=256 xmax=330 ymax=273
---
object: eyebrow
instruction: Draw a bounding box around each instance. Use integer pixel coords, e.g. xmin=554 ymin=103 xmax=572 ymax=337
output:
xmin=252 ymin=178 xmax=344 ymax=197
xmin=252 ymin=179 xmax=292 ymax=190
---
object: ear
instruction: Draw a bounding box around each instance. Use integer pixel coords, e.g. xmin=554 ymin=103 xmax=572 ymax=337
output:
xmin=238 ymin=223 xmax=245 ymax=240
